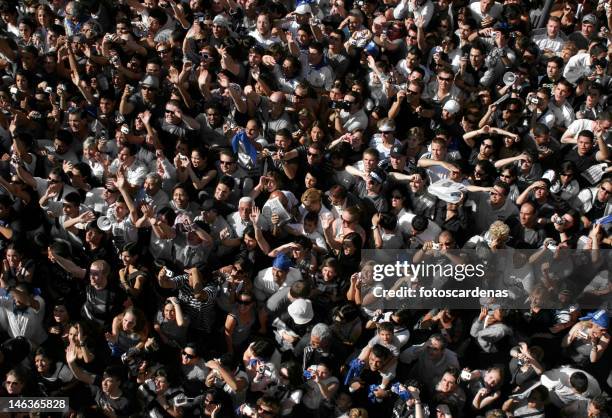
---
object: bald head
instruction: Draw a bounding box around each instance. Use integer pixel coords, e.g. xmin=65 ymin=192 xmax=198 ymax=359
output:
xmin=269 ymin=191 xmax=289 ymax=209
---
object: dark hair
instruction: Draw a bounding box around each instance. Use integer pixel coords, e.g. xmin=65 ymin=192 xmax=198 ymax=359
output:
xmin=148 ymin=7 xmax=168 ymax=26
xmin=577 ymin=130 xmax=595 ymax=141
xmin=493 ymin=179 xmax=510 ymax=195
xmin=279 ymin=361 xmax=303 ymax=387
xmin=251 ymin=339 xmax=275 ymax=360
xmin=411 ymin=215 xmax=429 ymax=232
xmin=379 ymin=213 xmax=397 ymax=230
xmin=569 ymin=372 xmax=589 ymax=393
xmin=63 ymin=192 xmax=82 ymax=207
xmin=377 ymin=322 xmax=394 ymax=333
xmin=371 ymin=343 xmax=392 ymax=360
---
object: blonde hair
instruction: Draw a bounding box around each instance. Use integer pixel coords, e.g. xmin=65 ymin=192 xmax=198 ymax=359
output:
xmin=301 ymin=188 xmax=322 ymax=204
xmin=488 ymin=221 xmax=510 ymax=241
xmin=349 ymin=408 xmax=369 ymax=418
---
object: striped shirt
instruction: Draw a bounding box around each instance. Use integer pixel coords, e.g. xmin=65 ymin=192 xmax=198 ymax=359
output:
xmin=171 ymin=275 xmax=217 ymax=333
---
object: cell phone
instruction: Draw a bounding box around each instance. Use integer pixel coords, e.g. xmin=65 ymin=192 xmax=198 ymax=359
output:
xmin=578 ymin=329 xmax=589 ymax=339
xmin=460 ymin=370 xmax=472 ymax=381
xmin=242 ymin=405 xmax=254 ymax=415
xmin=120 ymin=125 xmax=130 ymax=134
xmin=165 ymin=268 xmax=174 ymax=278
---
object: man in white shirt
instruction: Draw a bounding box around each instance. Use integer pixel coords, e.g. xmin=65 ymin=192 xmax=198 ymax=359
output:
xmin=468 ymin=0 xmax=503 ymax=26
xmin=561 ymin=111 xmax=612 ymax=143
xmin=563 ymin=43 xmax=607 ymax=85
xmin=254 ymin=254 xmax=302 ymax=304
xmin=531 ymin=17 xmax=565 ymax=54
xmin=548 ymin=79 xmax=576 ymax=130
xmin=109 ymin=144 xmax=148 ymax=191
xmin=540 ymin=366 xmax=601 ymax=408
xmin=0 ymin=284 xmax=46 ymax=347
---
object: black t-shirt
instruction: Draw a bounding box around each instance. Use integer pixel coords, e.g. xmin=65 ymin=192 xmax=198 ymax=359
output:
xmin=562 ymin=147 xmax=597 ymax=175
xmin=394 ymin=100 xmax=433 ymax=137
xmin=91 ymin=376 xmax=133 ymax=417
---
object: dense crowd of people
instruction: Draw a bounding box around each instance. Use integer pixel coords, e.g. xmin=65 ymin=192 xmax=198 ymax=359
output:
xmin=0 ymin=0 xmax=611 ymax=416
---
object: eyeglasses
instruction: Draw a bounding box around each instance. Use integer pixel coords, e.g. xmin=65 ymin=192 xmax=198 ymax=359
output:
xmin=438 ymin=76 xmax=453 ymax=82
xmin=219 ymin=160 xmax=235 ymax=165
xmin=307 ymin=152 xmax=320 ymax=157
xmin=182 ymin=351 xmax=195 ymax=359
xmin=560 ymin=172 xmax=573 ymax=177
xmin=391 ymin=195 xmax=403 ymax=199
xmin=141 ymin=86 xmax=155 ymax=91
xmin=237 ymin=299 xmax=253 ymax=305
xmin=381 ymin=131 xmax=393 ymax=135
xmin=165 ymin=109 xmax=175 ymax=114
xmin=157 ymin=49 xmax=170 ymax=54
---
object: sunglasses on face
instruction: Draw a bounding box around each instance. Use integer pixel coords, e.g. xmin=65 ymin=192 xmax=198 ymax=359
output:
xmin=237 ymin=299 xmax=253 ymax=305
xmin=182 ymin=351 xmax=195 ymax=359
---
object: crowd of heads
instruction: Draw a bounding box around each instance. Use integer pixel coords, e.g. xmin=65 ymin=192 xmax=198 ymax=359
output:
xmin=0 ymin=0 xmax=611 ymax=416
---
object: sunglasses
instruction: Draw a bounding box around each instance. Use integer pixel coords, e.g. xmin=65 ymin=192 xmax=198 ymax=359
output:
xmin=237 ymin=299 xmax=253 ymax=305
xmin=182 ymin=351 xmax=195 ymax=359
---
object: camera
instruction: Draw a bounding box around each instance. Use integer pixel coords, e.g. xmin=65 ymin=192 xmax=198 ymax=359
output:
xmin=529 ymin=96 xmax=539 ymax=105
xmin=126 ymin=84 xmax=135 ymax=94
xmin=116 ymin=114 xmax=125 ymax=124
xmin=165 ymin=268 xmax=174 ymax=278
xmin=546 ymin=241 xmax=557 ymax=251
xmin=331 ymin=100 xmax=351 ymax=110
xmin=44 ymin=86 xmax=53 ymax=94
xmin=201 ymin=53 xmax=210 ymax=60
xmin=257 ymin=365 xmax=273 ymax=378
xmin=552 ymin=214 xmax=566 ymax=226
xmin=120 ymin=124 xmax=130 ymax=135
xmin=431 ymin=242 xmax=440 ymax=250
xmin=460 ymin=370 xmax=472 ymax=381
